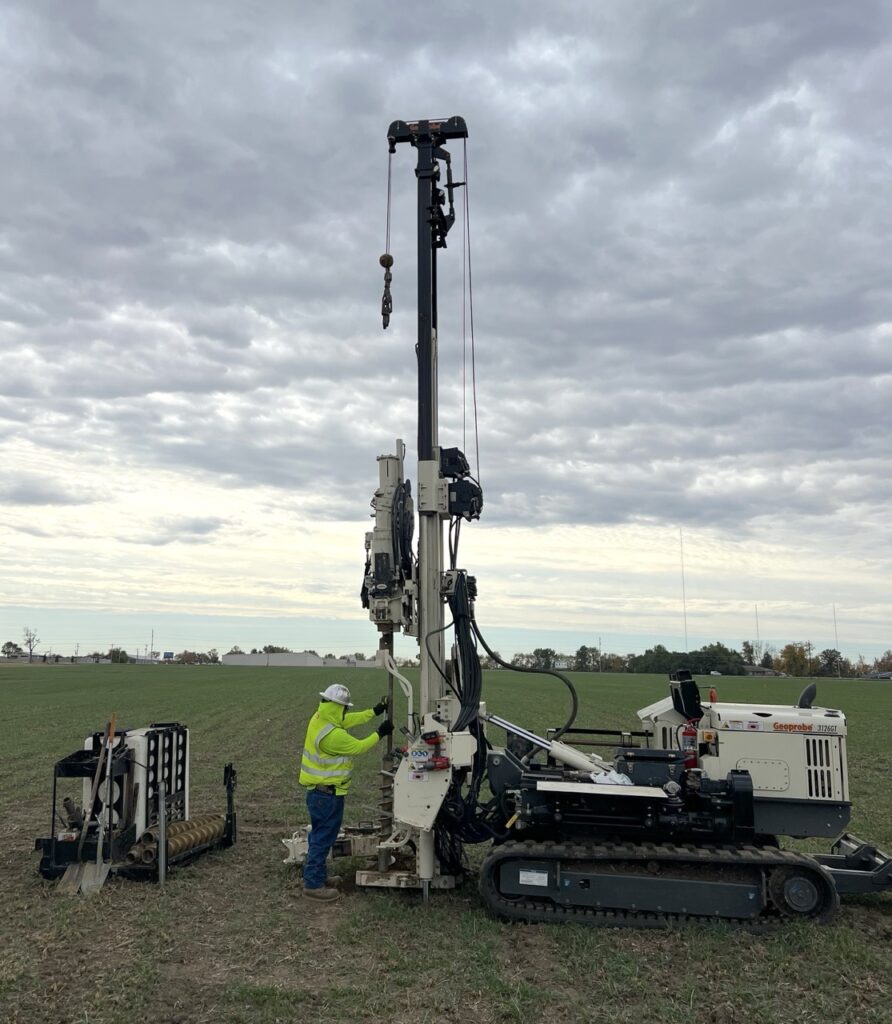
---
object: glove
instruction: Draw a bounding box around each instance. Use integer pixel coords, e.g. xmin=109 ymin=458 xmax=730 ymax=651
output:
xmin=373 ymin=699 xmax=389 ymax=716
xmin=377 ymin=719 xmax=395 ymax=739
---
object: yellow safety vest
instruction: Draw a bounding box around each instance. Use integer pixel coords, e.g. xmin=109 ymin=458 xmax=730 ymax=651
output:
xmin=299 ymin=713 xmax=355 ymax=793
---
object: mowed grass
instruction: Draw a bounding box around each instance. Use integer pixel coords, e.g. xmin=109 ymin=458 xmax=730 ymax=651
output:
xmin=1 ymin=665 xmax=891 ymax=1024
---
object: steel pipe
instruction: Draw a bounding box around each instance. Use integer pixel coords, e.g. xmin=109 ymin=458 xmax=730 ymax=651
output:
xmin=138 ymin=817 xmax=226 ymax=863
xmin=141 ymin=814 xmax=223 ymax=844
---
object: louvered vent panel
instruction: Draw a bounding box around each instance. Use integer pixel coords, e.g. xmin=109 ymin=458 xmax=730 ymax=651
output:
xmin=805 ymin=736 xmax=836 ymax=799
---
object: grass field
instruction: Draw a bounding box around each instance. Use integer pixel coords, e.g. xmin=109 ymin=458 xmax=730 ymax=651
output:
xmin=1 ymin=665 xmax=890 ymax=1024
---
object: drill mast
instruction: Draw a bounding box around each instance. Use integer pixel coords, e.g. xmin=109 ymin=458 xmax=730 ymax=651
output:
xmin=360 ymin=116 xmax=475 ymax=890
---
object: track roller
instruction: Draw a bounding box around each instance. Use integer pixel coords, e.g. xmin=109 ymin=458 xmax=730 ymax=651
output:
xmin=767 ymin=866 xmax=837 ymax=921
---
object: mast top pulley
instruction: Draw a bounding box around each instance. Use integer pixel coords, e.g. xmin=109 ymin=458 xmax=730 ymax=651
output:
xmin=387 ymin=116 xmax=468 ymax=152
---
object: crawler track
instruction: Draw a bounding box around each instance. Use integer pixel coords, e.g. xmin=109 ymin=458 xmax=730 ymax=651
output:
xmin=479 ymin=839 xmax=838 ymax=928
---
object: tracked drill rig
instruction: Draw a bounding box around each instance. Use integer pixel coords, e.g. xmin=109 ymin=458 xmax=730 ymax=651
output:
xmin=347 ymin=116 xmax=892 ymax=926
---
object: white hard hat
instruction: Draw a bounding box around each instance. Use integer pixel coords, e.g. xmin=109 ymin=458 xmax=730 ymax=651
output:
xmin=319 ymin=683 xmax=353 ymax=707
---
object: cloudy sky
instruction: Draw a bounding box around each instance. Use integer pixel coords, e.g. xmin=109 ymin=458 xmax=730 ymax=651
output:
xmin=1 ymin=1 xmax=890 ymax=662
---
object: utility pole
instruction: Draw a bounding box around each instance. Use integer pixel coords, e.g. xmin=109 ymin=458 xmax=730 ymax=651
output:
xmin=679 ymin=527 xmax=688 ymax=651
xmin=833 ymin=605 xmax=841 ymax=678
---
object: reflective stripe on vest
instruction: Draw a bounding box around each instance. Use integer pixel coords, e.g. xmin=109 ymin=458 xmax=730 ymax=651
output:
xmin=299 ymin=719 xmax=354 ymax=789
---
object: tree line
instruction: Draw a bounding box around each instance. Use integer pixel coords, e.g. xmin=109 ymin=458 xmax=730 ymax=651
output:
xmin=4 ymin=629 xmax=891 ymax=678
xmin=501 ymin=642 xmax=892 ymax=678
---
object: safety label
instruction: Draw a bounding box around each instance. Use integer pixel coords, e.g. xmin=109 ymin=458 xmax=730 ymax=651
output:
xmin=518 ymin=869 xmax=549 ymax=887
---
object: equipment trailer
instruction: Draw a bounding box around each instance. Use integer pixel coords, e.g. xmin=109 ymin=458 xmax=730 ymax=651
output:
xmin=325 ymin=116 xmax=892 ymax=926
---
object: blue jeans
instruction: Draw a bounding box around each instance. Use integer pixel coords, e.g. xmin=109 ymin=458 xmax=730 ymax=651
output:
xmin=303 ymin=788 xmax=345 ymax=889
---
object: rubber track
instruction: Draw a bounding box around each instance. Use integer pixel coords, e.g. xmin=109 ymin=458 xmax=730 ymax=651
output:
xmin=478 ymin=839 xmax=839 ymax=929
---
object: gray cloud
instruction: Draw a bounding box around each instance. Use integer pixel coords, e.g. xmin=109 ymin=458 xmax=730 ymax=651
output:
xmin=8 ymin=523 xmax=53 ymax=537
xmin=123 ymin=515 xmax=229 ymax=547
xmin=0 ymin=474 xmax=93 ymax=506
xmin=1 ymin=0 xmax=890 ymax=546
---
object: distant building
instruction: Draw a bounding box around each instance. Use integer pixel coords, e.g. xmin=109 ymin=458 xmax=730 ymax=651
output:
xmin=221 ymin=651 xmax=374 ymax=669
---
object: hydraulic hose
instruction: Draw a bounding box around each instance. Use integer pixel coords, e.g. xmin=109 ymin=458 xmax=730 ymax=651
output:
xmin=470 ymin=620 xmax=578 ymax=741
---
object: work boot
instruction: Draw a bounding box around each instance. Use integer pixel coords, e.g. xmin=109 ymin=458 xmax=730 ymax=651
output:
xmin=303 ymin=885 xmax=339 ymax=902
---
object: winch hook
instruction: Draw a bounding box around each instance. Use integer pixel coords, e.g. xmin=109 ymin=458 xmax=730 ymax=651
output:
xmin=380 ymin=253 xmax=393 ymax=329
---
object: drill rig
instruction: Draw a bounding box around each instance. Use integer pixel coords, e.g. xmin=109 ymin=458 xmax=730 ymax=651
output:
xmin=349 ymin=116 xmax=892 ymax=925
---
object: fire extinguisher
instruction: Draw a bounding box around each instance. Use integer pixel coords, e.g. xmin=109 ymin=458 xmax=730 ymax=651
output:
xmin=681 ymin=720 xmax=698 ymax=768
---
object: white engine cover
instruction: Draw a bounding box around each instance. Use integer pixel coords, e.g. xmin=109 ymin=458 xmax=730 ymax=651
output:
xmin=638 ymin=698 xmax=849 ymax=803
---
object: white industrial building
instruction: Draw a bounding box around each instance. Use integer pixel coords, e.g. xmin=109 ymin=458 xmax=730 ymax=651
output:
xmin=221 ymin=650 xmax=374 ymax=669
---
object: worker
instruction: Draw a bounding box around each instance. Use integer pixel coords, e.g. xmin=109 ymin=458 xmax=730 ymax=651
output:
xmin=299 ymin=682 xmax=393 ymax=901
